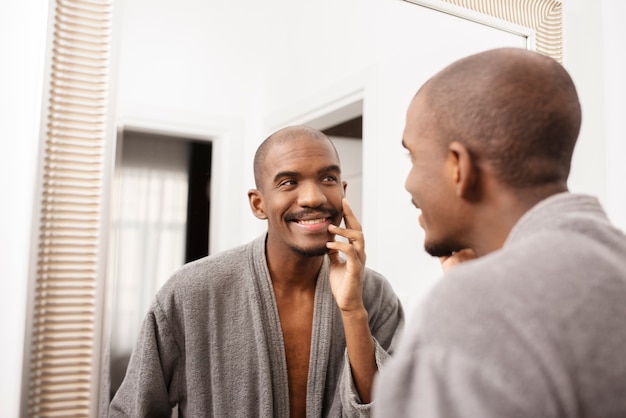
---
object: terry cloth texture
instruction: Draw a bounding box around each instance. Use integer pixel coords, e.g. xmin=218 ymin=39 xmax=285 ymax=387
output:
xmin=109 ymin=234 xmax=404 ymax=417
xmin=373 ymin=193 xmax=626 ymax=418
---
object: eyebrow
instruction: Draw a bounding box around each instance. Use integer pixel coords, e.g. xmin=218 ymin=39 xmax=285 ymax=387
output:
xmin=273 ymin=164 xmax=341 ymax=183
xmin=320 ymin=164 xmax=341 ymax=175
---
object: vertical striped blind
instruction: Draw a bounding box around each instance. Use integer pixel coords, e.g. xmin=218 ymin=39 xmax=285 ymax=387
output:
xmin=27 ymin=0 xmax=114 ymax=416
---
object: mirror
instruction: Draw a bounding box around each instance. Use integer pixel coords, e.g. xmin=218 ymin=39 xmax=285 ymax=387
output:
xmin=99 ymin=0 xmax=562 ymax=411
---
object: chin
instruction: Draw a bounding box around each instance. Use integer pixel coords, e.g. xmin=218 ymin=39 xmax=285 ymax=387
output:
xmin=291 ymin=245 xmax=329 ymax=257
xmin=293 ymin=232 xmax=335 ymax=255
xmin=424 ymin=241 xmax=457 ymax=258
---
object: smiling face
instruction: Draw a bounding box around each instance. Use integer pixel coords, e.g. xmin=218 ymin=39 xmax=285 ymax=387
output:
xmin=403 ymin=93 xmax=467 ymax=258
xmin=249 ymin=131 xmax=346 ymax=259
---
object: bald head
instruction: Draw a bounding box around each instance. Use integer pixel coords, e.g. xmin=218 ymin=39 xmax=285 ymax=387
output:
xmin=253 ymin=126 xmax=339 ymax=190
xmin=418 ymin=47 xmax=582 ymax=188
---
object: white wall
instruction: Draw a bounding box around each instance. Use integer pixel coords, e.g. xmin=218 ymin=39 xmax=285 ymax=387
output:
xmin=0 ymin=1 xmax=49 ymax=416
xmin=563 ymin=0 xmax=606 ymax=203
xmin=602 ymin=0 xmax=626 ymax=232
xmin=1 ymin=0 xmax=623 ymax=416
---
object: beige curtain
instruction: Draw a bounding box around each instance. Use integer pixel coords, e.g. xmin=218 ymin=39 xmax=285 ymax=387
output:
xmin=107 ymin=132 xmax=189 ymax=398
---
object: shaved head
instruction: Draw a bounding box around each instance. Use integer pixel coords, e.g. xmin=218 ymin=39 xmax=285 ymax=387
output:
xmin=253 ymin=126 xmax=339 ymax=190
xmin=418 ymin=47 xmax=582 ymax=188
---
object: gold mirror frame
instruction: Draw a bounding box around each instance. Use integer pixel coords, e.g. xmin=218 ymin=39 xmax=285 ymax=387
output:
xmin=404 ymin=0 xmax=563 ymax=62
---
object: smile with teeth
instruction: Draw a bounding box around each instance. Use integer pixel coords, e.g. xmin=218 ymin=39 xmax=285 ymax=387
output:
xmin=297 ymin=218 xmax=328 ymax=225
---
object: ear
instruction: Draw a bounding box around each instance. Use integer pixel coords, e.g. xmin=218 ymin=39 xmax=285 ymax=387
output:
xmin=447 ymin=141 xmax=477 ymax=199
xmin=342 ymin=180 xmax=347 ymax=196
xmin=248 ymin=189 xmax=268 ymax=220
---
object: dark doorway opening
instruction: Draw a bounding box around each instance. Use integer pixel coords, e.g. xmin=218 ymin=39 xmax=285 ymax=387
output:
xmin=185 ymin=141 xmax=212 ymax=262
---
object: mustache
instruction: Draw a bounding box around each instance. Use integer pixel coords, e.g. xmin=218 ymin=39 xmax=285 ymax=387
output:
xmin=284 ymin=208 xmax=339 ymax=222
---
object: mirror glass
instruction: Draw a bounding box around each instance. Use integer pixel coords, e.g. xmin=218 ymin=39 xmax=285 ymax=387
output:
xmin=102 ymin=0 xmax=534 ymax=407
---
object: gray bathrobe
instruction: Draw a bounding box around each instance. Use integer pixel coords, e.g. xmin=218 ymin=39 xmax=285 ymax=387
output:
xmin=109 ymin=234 xmax=404 ymax=417
xmin=373 ymin=193 xmax=626 ymax=417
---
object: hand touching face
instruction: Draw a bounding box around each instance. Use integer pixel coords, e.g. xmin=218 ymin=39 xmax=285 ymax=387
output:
xmin=326 ymin=198 xmax=366 ymax=312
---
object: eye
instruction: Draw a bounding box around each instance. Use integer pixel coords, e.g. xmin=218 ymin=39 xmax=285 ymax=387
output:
xmin=278 ymin=179 xmax=296 ymax=187
xmin=322 ymin=175 xmax=338 ymax=183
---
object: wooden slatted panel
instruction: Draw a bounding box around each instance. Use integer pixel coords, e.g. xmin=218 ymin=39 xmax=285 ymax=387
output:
xmin=443 ymin=0 xmax=563 ymax=62
xmin=27 ymin=0 xmax=113 ymax=416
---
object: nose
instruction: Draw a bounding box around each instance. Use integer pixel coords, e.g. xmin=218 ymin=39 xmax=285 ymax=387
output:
xmin=297 ymin=180 xmax=327 ymax=208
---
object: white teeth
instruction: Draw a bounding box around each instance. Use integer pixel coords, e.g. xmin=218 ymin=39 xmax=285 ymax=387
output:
xmin=298 ymin=218 xmax=326 ymax=225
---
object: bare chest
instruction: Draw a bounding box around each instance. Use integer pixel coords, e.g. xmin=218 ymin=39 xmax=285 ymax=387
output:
xmin=276 ymin=297 xmax=315 ymax=418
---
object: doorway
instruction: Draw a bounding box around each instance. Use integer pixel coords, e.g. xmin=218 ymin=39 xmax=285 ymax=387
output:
xmin=107 ymin=129 xmax=212 ymax=398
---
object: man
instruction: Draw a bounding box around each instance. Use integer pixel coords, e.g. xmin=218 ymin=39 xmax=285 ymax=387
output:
xmin=373 ymin=48 xmax=626 ymax=417
xmin=109 ymin=126 xmax=404 ymax=417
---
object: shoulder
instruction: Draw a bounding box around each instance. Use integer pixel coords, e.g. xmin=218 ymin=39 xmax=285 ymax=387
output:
xmin=361 ymin=267 xmax=403 ymax=318
xmin=362 ymin=267 xmax=398 ymax=299
xmin=415 ymin=245 xmax=544 ymax=354
xmin=411 ymin=260 xmax=544 ymax=396
xmin=416 ymin=226 xmax=621 ymax=354
xmin=154 ymin=240 xmax=255 ymax=310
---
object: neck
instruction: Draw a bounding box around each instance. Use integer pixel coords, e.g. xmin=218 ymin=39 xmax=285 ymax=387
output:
xmin=265 ymin=246 xmax=323 ymax=293
xmin=470 ymin=182 xmax=567 ymax=256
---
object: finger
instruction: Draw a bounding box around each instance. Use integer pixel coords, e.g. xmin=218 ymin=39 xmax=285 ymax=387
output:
xmin=328 ymin=225 xmax=365 ymax=262
xmin=327 ymin=240 xmax=354 ymax=253
xmin=341 ymin=198 xmax=362 ymax=231
xmin=439 ymin=248 xmax=477 ymax=272
xmin=330 ymin=200 xmax=364 ymax=245
xmin=326 ymin=247 xmax=342 ymax=265
xmin=326 ymin=240 xmax=364 ymax=268
xmin=329 ymin=224 xmax=363 ymax=243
